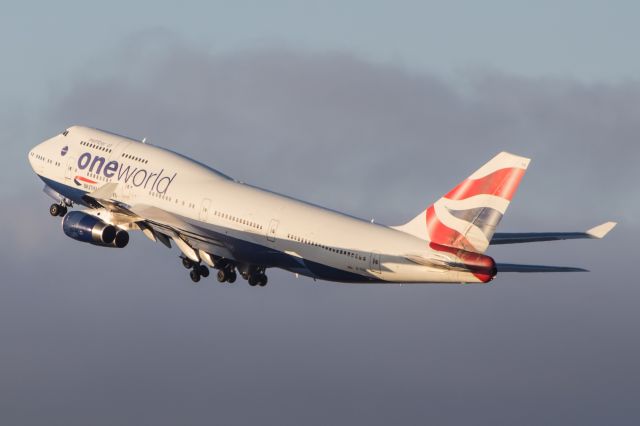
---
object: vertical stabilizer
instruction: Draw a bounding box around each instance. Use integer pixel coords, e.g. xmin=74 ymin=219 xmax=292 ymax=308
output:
xmin=392 ymin=152 xmax=530 ymax=253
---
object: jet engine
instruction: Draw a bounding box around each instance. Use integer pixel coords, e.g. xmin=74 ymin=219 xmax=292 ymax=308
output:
xmin=62 ymin=211 xmax=129 ymax=248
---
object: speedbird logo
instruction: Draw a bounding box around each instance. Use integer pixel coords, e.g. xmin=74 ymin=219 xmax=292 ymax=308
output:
xmin=76 ymin=152 xmax=177 ymax=194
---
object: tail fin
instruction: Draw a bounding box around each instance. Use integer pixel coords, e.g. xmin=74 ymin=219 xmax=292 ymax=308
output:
xmin=393 ymin=152 xmax=530 ymax=253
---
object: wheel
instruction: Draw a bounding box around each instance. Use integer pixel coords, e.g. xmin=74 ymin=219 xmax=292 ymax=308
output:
xmin=199 ymin=265 xmax=210 ymax=278
xmin=227 ymin=271 xmax=237 ymax=283
xmin=217 ymin=269 xmax=227 ymax=283
xmin=58 ymin=206 xmax=68 ymax=217
xmin=182 ymin=257 xmax=193 ymax=269
xmin=248 ymin=276 xmax=258 ymax=286
xmin=258 ymin=275 xmax=268 ymax=287
xmin=189 ymin=269 xmax=201 ymax=283
xmin=49 ymin=204 xmax=61 ymax=216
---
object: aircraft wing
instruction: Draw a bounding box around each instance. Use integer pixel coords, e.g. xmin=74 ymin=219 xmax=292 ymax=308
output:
xmin=128 ymin=204 xmax=236 ymax=260
xmin=81 ymin=182 xmax=138 ymax=217
xmin=491 ymin=222 xmax=616 ymax=245
xmin=81 ymin=183 xmax=235 ymax=262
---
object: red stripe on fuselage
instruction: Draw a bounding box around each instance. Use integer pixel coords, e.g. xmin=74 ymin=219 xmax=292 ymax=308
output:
xmin=75 ymin=176 xmax=97 ymax=184
xmin=444 ymin=167 xmax=526 ymax=201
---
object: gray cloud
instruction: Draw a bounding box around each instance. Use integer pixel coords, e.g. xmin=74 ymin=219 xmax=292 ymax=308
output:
xmin=2 ymin=33 xmax=639 ymax=426
xmin=49 ymin=33 xmax=640 ymax=226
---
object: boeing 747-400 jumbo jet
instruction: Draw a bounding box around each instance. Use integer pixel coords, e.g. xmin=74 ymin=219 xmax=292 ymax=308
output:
xmin=28 ymin=126 xmax=616 ymax=286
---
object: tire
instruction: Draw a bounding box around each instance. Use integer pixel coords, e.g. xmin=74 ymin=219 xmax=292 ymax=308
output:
xmin=59 ymin=206 xmax=68 ymax=217
xmin=258 ymin=275 xmax=268 ymax=287
xmin=182 ymin=257 xmax=193 ymax=269
xmin=49 ymin=204 xmax=61 ymax=217
xmin=217 ymin=269 xmax=227 ymax=283
xmin=199 ymin=265 xmax=210 ymax=278
xmin=189 ymin=270 xmax=201 ymax=283
xmin=248 ymin=276 xmax=258 ymax=286
xmin=227 ymin=271 xmax=237 ymax=283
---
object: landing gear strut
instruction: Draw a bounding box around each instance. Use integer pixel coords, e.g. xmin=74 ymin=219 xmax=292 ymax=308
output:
xmin=49 ymin=203 xmax=67 ymax=217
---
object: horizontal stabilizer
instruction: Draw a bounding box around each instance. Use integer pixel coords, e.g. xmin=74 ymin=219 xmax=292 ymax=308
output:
xmin=491 ymin=222 xmax=617 ymax=245
xmin=496 ymin=263 xmax=588 ymax=273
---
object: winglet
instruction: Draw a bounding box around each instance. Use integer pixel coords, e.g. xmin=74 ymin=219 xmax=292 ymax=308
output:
xmin=586 ymin=222 xmax=617 ymax=239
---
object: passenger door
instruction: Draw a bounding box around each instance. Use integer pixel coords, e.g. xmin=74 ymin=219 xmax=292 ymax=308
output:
xmin=266 ymin=219 xmax=279 ymax=242
xmin=199 ymin=198 xmax=212 ymax=222
xmin=64 ymin=156 xmax=76 ymax=182
xmin=369 ymin=252 xmax=382 ymax=274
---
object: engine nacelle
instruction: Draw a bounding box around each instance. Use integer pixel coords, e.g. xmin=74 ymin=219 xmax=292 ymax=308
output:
xmin=62 ymin=211 xmax=129 ymax=248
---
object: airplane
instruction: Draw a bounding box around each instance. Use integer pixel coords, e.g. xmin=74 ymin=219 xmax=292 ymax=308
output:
xmin=28 ymin=126 xmax=616 ymax=286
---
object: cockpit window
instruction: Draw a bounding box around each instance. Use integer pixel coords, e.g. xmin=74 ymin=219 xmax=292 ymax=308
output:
xmin=62 ymin=130 xmax=69 ymax=136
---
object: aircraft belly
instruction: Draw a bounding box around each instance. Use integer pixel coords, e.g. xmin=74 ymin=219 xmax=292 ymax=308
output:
xmin=378 ymin=260 xmax=487 ymax=284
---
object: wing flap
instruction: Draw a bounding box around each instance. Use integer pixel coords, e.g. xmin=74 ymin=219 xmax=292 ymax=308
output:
xmin=129 ymin=204 xmax=235 ymax=260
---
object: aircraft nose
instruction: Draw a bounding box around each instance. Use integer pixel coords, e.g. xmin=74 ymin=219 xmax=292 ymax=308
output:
xmin=28 ymin=139 xmax=48 ymax=173
xmin=28 ymin=149 xmax=35 ymax=169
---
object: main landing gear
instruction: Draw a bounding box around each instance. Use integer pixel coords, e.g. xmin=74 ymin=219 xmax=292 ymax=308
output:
xmin=214 ymin=259 xmax=237 ymax=284
xmin=179 ymin=256 xmax=268 ymax=287
xmin=181 ymin=256 xmax=210 ymax=283
xmin=216 ymin=267 xmax=237 ymax=284
xmin=240 ymin=266 xmax=268 ymax=287
xmin=49 ymin=203 xmax=68 ymax=217
xmin=248 ymin=274 xmax=268 ymax=287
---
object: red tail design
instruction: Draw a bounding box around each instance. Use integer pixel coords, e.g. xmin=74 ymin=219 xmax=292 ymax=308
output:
xmin=393 ymin=152 xmax=531 ymax=254
xmin=426 ymin=206 xmax=476 ymax=251
xmin=444 ymin=167 xmax=526 ymax=201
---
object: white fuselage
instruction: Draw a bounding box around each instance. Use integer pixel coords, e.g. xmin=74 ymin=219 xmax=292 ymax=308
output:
xmin=29 ymin=126 xmax=491 ymax=284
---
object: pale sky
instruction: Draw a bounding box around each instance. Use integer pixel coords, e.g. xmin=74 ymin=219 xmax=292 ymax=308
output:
xmin=2 ymin=0 xmax=639 ymax=105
